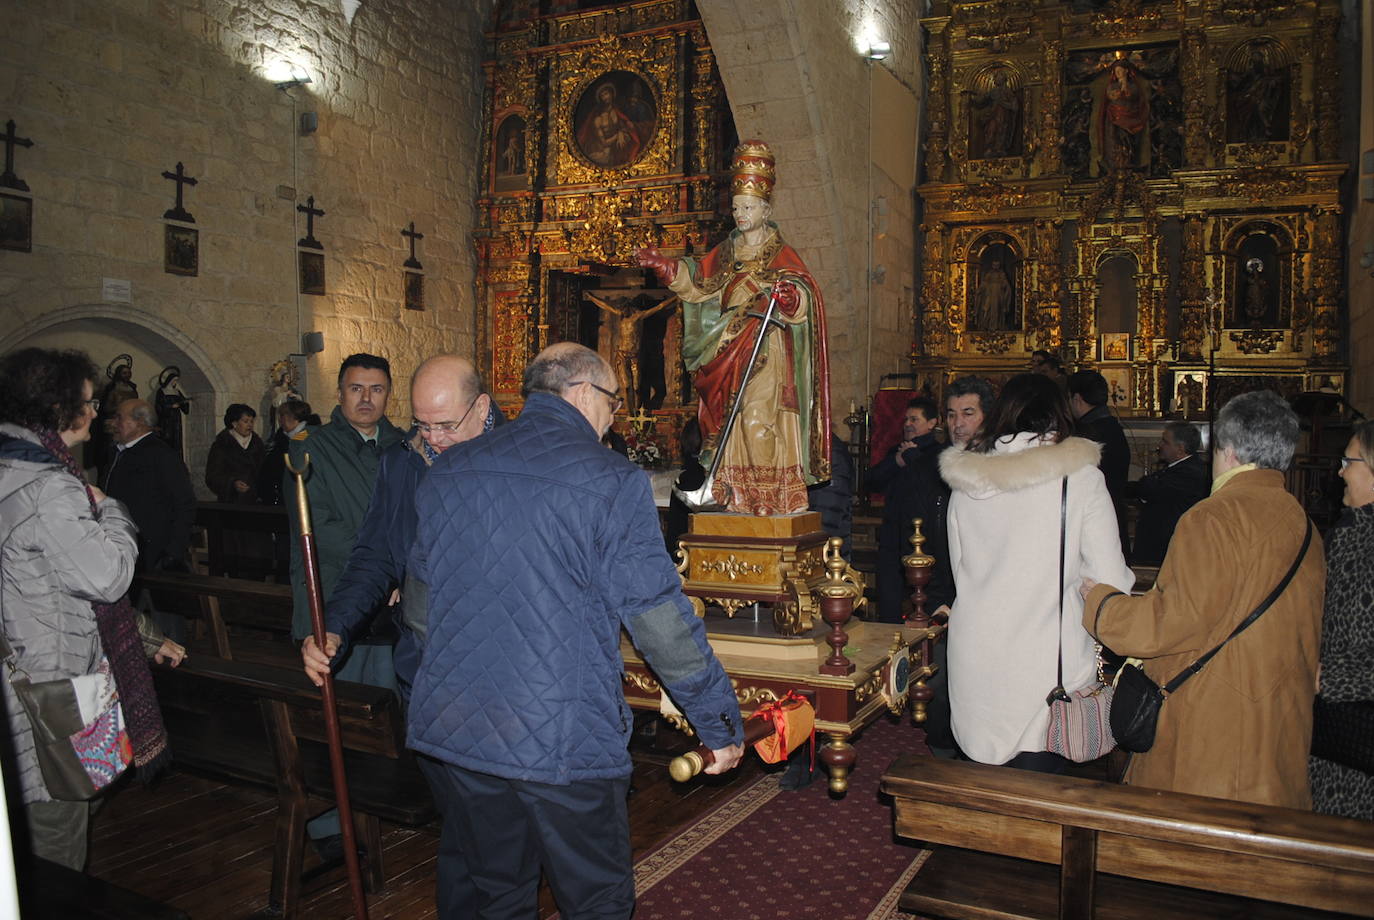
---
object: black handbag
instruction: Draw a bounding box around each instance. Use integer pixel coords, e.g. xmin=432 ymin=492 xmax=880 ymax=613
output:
xmin=1311 ymin=695 xmax=1374 ymax=776
xmin=1108 ymin=518 xmax=1313 ymax=754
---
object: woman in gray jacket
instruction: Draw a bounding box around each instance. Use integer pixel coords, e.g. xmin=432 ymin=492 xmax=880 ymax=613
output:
xmin=0 ymin=348 xmax=180 ymax=870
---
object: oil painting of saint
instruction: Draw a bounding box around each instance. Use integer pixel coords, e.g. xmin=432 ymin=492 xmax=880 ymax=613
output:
xmin=573 ymin=71 xmax=657 ymax=169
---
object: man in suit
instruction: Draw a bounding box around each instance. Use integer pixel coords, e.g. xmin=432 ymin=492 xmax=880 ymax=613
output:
xmin=1128 ymin=421 xmax=1209 ymax=565
xmin=104 ymin=399 xmax=196 ymax=573
xmin=1068 ymin=369 xmax=1131 ymax=549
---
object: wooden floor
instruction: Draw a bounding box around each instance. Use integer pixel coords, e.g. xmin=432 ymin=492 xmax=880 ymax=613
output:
xmin=82 ymin=631 xmax=770 ymax=919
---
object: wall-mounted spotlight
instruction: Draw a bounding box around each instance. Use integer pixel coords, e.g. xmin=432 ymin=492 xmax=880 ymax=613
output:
xmin=273 ymin=65 xmax=313 ymax=90
xmin=866 ymin=40 xmax=892 ymax=62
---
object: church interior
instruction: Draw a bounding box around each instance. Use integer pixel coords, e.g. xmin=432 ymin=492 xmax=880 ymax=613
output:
xmin=2 ymin=0 xmax=1374 ymax=916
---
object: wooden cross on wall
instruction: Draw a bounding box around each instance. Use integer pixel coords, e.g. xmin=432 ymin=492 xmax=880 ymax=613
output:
xmin=297 ymin=195 xmax=325 ymax=249
xmin=1 ymin=119 xmax=34 ymax=192
xmin=161 ymin=162 xmax=198 ymax=223
xmin=402 ymin=222 xmax=423 ymax=270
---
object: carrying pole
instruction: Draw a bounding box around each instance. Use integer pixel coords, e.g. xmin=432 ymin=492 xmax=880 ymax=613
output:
xmin=286 ymin=453 xmax=369 ymax=920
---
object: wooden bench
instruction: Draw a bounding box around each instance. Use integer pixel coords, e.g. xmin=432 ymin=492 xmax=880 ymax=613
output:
xmin=20 ymin=856 xmax=190 ymax=919
xmin=134 ymin=571 xmax=293 ymax=657
xmin=881 ymin=754 xmax=1374 ymax=919
xmin=152 ymin=656 xmax=435 ymax=917
xmin=196 ymin=501 xmax=290 ymax=581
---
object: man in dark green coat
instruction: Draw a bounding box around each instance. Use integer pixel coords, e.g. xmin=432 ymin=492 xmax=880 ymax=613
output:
xmin=286 ymin=353 xmax=403 ymax=688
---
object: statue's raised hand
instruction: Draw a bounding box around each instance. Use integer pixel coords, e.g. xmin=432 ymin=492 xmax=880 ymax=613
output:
xmin=636 ymin=247 xmax=677 ymax=285
xmin=771 ymin=279 xmax=800 ymax=313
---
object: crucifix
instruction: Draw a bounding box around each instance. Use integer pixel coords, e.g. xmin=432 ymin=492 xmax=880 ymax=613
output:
xmin=401 ymin=222 xmax=423 ymax=270
xmin=2 ymin=119 xmax=34 ymax=192
xmin=161 ymin=161 xmax=198 ymax=222
xmin=297 ymin=195 xmax=325 ymax=249
xmin=583 ymin=292 xmax=679 ymax=414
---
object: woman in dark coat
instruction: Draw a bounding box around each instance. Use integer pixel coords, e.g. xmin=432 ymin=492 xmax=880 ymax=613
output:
xmin=1310 ymin=420 xmax=1374 ymax=819
xmin=205 ymin=404 xmax=265 ymax=503
xmin=204 ymin=404 xmax=267 ymax=577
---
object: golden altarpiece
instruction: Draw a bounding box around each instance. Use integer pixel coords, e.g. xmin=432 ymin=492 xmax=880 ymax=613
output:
xmin=914 ymin=0 xmax=1348 ymax=412
xmin=474 ymin=0 xmax=734 ymax=442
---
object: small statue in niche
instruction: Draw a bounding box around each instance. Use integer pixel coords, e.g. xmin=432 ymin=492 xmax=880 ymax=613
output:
xmin=1176 ymin=374 xmax=1204 ymax=417
xmin=1100 ymin=62 xmax=1148 ymax=170
xmin=155 ymin=366 xmax=191 ymax=454
xmin=971 ymin=245 xmax=1016 ymax=331
xmin=1227 ymin=45 xmax=1289 ymax=144
xmin=1242 ymin=257 xmax=1270 ymax=328
xmin=968 ymin=69 xmax=1021 ymax=159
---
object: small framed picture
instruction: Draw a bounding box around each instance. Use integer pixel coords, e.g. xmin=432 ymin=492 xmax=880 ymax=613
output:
xmin=164 ymin=224 xmax=198 ymax=276
xmin=299 ymin=250 xmax=325 ymax=295
xmin=1100 ymin=367 xmax=1132 ymax=409
xmin=0 ymin=192 xmax=33 ymax=252
xmin=1172 ymin=370 xmax=1207 ymax=418
xmin=404 ymin=270 xmax=424 ymax=311
xmin=1099 ymin=332 xmax=1131 ymax=362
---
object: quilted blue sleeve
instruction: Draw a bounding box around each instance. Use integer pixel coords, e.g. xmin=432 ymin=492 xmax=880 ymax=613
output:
xmin=605 ymin=471 xmax=743 ymax=751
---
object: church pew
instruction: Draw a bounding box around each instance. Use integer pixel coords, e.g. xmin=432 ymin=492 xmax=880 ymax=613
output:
xmin=881 ymin=754 xmax=1374 ymax=919
xmin=195 ymin=501 xmax=290 ymax=581
xmin=151 ymin=656 xmax=435 ymax=918
xmin=133 ymin=571 xmax=293 ymax=657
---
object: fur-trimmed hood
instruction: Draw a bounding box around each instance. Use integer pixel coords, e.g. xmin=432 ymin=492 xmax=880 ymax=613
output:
xmin=940 ymin=433 xmax=1102 ymax=499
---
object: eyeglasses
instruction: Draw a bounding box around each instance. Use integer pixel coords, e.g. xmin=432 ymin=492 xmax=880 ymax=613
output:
xmin=85 ymin=398 xmax=101 ymax=412
xmin=572 ymin=380 xmax=623 ymax=413
xmin=1340 ymin=456 xmax=1369 ymax=471
xmin=412 ymin=393 xmax=482 ymax=436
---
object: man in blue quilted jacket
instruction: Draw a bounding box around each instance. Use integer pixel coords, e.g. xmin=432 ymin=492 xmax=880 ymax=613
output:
xmin=410 ymin=342 xmax=744 ymax=919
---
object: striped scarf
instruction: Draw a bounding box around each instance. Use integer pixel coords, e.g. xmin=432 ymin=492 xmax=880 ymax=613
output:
xmin=33 ymin=428 xmax=169 ymax=781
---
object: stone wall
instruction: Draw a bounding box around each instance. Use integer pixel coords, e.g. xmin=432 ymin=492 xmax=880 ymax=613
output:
xmin=0 ymin=0 xmax=491 ymax=487
xmin=698 ymin=0 xmax=922 ymax=423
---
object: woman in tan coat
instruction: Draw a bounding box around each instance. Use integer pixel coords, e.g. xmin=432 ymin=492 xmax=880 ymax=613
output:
xmin=1082 ymin=390 xmax=1324 ymax=809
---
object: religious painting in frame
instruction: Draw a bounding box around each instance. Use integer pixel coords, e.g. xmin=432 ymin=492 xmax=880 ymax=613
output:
xmin=1100 ymin=366 xmax=1132 ymax=409
xmin=299 ymin=250 xmax=325 ymax=296
xmin=0 ymin=192 xmax=32 ymax=252
xmin=164 ymin=224 xmax=198 ymax=276
xmin=404 ymin=270 xmax=424 ymax=311
xmin=1172 ymin=370 xmax=1207 ymax=418
xmin=1100 ymin=332 xmax=1131 ymax=362
xmin=572 ymin=70 xmax=658 ymax=169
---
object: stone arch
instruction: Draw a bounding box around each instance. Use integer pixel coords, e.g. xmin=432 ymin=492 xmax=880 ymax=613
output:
xmin=0 ymin=305 xmax=231 ymax=489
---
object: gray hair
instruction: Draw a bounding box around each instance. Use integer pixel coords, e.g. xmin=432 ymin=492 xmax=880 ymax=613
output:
xmin=1164 ymin=420 xmax=1202 ymax=456
xmin=1213 ymin=390 xmax=1298 ymax=471
xmin=129 ymin=401 xmax=157 ymax=429
xmin=522 ymin=343 xmax=609 ymax=398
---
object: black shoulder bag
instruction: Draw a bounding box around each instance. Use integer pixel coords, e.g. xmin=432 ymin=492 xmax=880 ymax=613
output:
xmin=1108 ymin=518 xmax=1313 ymax=753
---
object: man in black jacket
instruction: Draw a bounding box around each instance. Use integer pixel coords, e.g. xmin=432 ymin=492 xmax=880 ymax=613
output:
xmin=1068 ymin=370 xmax=1131 ymax=549
xmin=868 ymin=396 xmax=950 ymax=625
xmin=104 ymin=399 xmax=196 ymax=573
xmin=1128 ymin=421 xmax=1208 ymax=565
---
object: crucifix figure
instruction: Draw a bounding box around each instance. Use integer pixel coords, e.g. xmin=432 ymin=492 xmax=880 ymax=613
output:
xmin=402 ymin=222 xmax=424 ymax=270
xmin=161 ymin=161 xmax=198 ymax=222
xmin=1 ymin=119 xmax=34 ymax=192
xmin=583 ymin=291 xmax=678 ymax=414
xmin=297 ymin=195 xmax=325 ymax=249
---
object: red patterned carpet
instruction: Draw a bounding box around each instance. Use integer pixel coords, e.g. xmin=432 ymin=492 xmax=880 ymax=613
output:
xmin=602 ymin=714 xmax=933 ymax=920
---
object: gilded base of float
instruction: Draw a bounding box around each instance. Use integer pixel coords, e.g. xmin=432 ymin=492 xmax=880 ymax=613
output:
xmin=674 ymin=511 xmax=830 ymax=636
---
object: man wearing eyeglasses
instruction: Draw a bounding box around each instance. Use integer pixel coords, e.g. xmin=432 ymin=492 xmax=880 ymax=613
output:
xmin=300 ymin=354 xmax=501 ymax=907
xmin=409 ymin=343 xmax=743 ymax=920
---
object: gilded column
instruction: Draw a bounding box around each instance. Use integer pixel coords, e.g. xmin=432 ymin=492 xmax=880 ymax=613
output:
xmin=690 ymin=33 xmax=718 ymax=211
xmin=1180 ymin=29 xmax=1209 ymax=167
xmin=919 ymin=223 xmax=948 ymax=356
xmin=1039 ymin=41 xmax=1063 ymax=177
xmin=1032 ymin=218 xmax=1063 ymax=350
xmin=1178 ymin=215 xmax=1207 ymax=362
xmin=1314 ymin=8 xmax=1341 ymax=161
xmin=924 ymin=20 xmax=951 ymax=182
xmin=1310 ymin=207 xmax=1341 ymax=361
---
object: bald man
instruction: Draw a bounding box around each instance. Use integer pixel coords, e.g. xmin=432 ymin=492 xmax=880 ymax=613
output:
xmin=409 ymin=343 xmax=742 ymax=920
xmin=104 ymin=398 xmax=196 ymax=573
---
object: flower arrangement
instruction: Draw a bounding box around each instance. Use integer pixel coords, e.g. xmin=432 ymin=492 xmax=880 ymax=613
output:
xmin=624 ymin=425 xmax=667 ymax=469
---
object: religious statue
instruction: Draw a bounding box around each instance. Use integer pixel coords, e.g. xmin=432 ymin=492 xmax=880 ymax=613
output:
xmin=1099 ymin=62 xmax=1148 ymax=170
xmin=267 ymin=358 xmax=302 ymax=430
xmin=95 ymin=354 xmax=139 ymax=477
xmin=577 ymin=82 xmax=643 ymax=168
xmin=1228 ymin=45 xmax=1288 ymax=144
xmin=155 ymin=365 xmax=191 ymax=454
xmin=637 ymin=140 xmax=831 ymax=516
xmin=1176 ymin=374 xmax=1203 ymax=417
xmin=968 ymin=69 xmax=1020 ymax=160
xmin=971 ymin=251 xmax=1014 ymax=330
xmin=1242 ymin=257 xmax=1270 ymax=328
xmin=583 ymin=291 xmax=678 ymax=414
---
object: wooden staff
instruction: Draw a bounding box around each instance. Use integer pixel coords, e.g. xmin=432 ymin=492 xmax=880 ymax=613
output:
xmin=286 ymin=453 xmax=369 ymax=920
xmin=668 ymin=689 xmax=815 ymax=781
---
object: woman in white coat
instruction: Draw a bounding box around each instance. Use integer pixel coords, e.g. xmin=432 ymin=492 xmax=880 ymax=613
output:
xmin=940 ymin=373 xmax=1133 ymax=771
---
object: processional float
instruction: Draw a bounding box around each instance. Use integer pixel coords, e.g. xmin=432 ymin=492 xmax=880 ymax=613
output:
xmin=624 ymin=140 xmax=945 ymax=793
